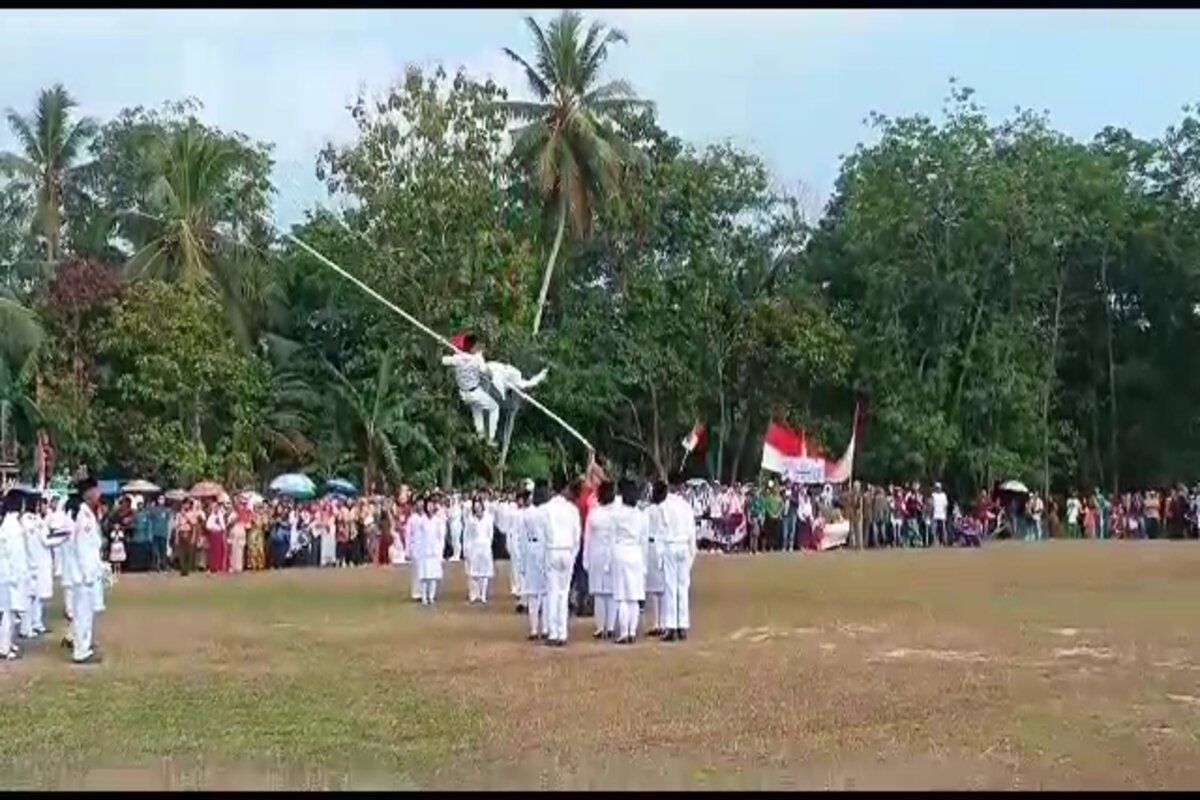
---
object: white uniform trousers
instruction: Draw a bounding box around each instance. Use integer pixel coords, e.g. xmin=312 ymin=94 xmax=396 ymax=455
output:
xmin=71 ymin=582 xmax=96 ymax=662
xmin=661 ymin=542 xmax=694 ymax=631
xmin=460 ymin=387 xmax=499 ymax=441
xmin=545 ymin=548 xmax=574 ymax=642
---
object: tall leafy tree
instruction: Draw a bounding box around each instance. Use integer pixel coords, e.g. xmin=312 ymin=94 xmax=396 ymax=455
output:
xmin=1 ymin=84 xmax=96 ymax=262
xmin=499 ymin=9 xmax=649 ymax=334
xmin=0 ymin=348 xmax=41 ymax=464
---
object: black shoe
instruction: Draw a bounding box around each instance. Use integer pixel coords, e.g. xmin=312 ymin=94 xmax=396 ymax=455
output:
xmin=661 ymin=629 xmax=678 ymax=642
xmin=677 ymin=629 xmax=688 ymax=641
xmin=615 ymin=636 xmax=631 ymax=645
xmin=538 ymin=632 xmax=549 ymax=641
xmin=647 ymin=628 xmax=663 ymax=638
xmin=592 ymin=630 xmax=606 ymax=640
xmin=527 ymin=634 xmax=540 ymax=642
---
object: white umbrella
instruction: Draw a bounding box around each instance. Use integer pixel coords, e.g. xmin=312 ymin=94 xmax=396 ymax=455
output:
xmin=999 ymin=479 xmax=1030 ymax=494
xmin=123 ymin=479 xmax=161 ymax=494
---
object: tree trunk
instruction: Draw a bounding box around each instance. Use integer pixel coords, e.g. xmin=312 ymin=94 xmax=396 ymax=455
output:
xmin=497 ymin=400 xmax=520 ymax=489
xmin=1101 ymin=255 xmax=1119 ymax=495
xmin=1042 ymin=274 xmax=1066 ymax=497
xmin=498 ymin=201 xmax=567 ymax=481
xmin=716 ymin=361 xmax=727 ymax=483
xmin=364 ymin=447 xmax=376 ymax=496
xmin=531 ymin=201 xmax=567 ymax=337
xmin=441 ymin=448 xmax=454 ymax=490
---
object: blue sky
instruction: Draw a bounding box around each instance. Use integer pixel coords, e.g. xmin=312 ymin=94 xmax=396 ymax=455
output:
xmin=4 ymin=9 xmax=1200 ymax=226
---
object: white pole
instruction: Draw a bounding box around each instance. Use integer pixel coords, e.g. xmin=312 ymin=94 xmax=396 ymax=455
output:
xmin=286 ymin=232 xmax=595 ymax=454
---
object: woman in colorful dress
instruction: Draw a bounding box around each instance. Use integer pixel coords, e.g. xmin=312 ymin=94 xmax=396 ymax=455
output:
xmin=246 ymin=506 xmax=267 ymax=571
xmin=205 ymin=500 xmax=229 ymax=574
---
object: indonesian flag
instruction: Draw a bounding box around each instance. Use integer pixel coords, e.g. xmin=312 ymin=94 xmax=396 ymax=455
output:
xmin=762 ymin=409 xmax=859 ymax=484
xmin=761 ymin=422 xmax=827 ymax=481
xmin=682 ymin=422 xmax=707 ymax=453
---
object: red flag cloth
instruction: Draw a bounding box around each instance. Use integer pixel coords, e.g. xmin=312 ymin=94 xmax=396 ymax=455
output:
xmin=448 ymin=332 xmax=470 ymax=352
xmin=682 ymin=422 xmax=707 ymax=453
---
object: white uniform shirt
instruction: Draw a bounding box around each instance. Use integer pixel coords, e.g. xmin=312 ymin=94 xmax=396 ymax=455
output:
xmin=543 ymin=495 xmax=582 ymax=554
xmin=612 ymin=504 xmax=649 ymax=553
xmin=22 ymin=511 xmax=55 ymax=599
xmin=0 ymin=512 xmax=25 ymax=589
xmin=659 ymin=493 xmax=698 ymax=553
xmin=932 ymin=491 xmax=948 ymax=522
xmin=72 ymin=503 xmax=105 ymax=585
xmin=443 ymin=352 xmax=486 ymax=392
xmin=583 ymin=502 xmax=616 ymax=576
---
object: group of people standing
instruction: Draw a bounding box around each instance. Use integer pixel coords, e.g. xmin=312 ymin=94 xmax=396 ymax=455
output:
xmin=493 ymin=475 xmax=697 ymax=646
xmin=0 ymin=477 xmax=106 ymax=665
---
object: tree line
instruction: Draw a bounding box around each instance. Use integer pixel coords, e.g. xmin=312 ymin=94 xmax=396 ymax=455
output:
xmin=2 ymin=12 xmax=1199 ymax=499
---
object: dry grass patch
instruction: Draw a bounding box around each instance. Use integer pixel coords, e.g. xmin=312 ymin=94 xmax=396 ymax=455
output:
xmin=2 ymin=541 xmax=1199 ymax=788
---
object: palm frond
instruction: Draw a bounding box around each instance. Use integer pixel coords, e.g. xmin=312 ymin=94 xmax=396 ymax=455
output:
xmin=369 ymin=348 xmax=394 ymax=430
xmin=0 ymin=152 xmax=37 ymax=179
xmin=3 ymin=109 xmax=42 ymax=162
xmin=501 ymin=48 xmax=552 ymax=101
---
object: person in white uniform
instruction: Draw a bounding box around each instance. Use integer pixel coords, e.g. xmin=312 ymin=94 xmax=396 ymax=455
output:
xmin=644 ymin=487 xmax=668 ymax=637
xmin=0 ymin=491 xmax=30 ymax=660
xmin=520 ymin=486 xmax=550 ymax=641
xmin=413 ymin=497 xmax=444 ymax=605
xmin=610 ymin=479 xmax=649 ymax=645
xmin=508 ymin=492 xmax=531 ymax=613
xmin=408 ymin=503 xmax=423 ymax=601
xmin=447 ymin=494 xmax=465 ymax=562
xmin=542 ymin=477 xmax=582 ymax=647
xmin=20 ymin=495 xmax=54 ymax=638
xmin=464 ymin=498 xmax=495 ymax=603
xmin=441 ymin=334 xmax=500 ymax=444
xmin=654 ymin=477 xmax=699 ymax=642
xmin=583 ymin=481 xmax=618 ymax=639
xmin=67 ymin=477 xmax=105 ymax=664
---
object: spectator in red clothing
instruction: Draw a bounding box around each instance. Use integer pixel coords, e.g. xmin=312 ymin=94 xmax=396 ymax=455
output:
xmin=570 ymin=454 xmax=606 ymax=615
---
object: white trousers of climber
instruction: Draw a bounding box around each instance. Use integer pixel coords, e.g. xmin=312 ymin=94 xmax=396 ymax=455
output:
xmin=460 ymin=388 xmax=500 ymax=442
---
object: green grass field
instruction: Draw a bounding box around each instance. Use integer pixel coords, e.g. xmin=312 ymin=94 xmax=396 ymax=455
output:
xmin=2 ymin=541 xmax=1199 ymax=789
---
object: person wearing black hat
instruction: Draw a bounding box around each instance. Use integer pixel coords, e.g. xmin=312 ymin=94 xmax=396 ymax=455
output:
xmin=65 ymin=476 xmax=104 ymax=664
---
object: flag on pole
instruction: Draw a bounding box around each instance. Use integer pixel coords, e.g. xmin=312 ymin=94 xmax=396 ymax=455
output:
xmin=825 ymin=401 xmax=862 ymax=484
xmin=761 ymin=422 xmax=826 ymax=481
xmin=761 ymin=404 xmax=860 ymax=484
xmin=448 ymin=332 xmax=470 ymax=352
xmin=681 ymin=422 xmax=707 ymax=454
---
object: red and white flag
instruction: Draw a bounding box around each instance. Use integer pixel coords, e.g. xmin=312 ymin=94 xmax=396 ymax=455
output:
xmin=761 ymin=406 xmax=859 ymax=484
xmin=681 ymin=422 xmax=707 ymax=453
xmin=761 ymin=422 xmax=826 ymax=481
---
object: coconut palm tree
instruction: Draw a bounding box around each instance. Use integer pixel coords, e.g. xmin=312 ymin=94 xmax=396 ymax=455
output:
xmin=499 ymin=10 xmax=650 ymax=335
xmin=122 ymin=122 xmax=270 ymax=349
xmin=123 ymin=123 xmax=248 ymax=286
xmin=1 ymin=84 xmax=97 ymax=262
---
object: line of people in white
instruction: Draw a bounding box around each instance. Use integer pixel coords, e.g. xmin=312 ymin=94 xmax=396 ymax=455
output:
xmin=403 ymin=476 xmax=698 ymax=647
xmin=0 ymin=478 xmax=106 ymax=665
